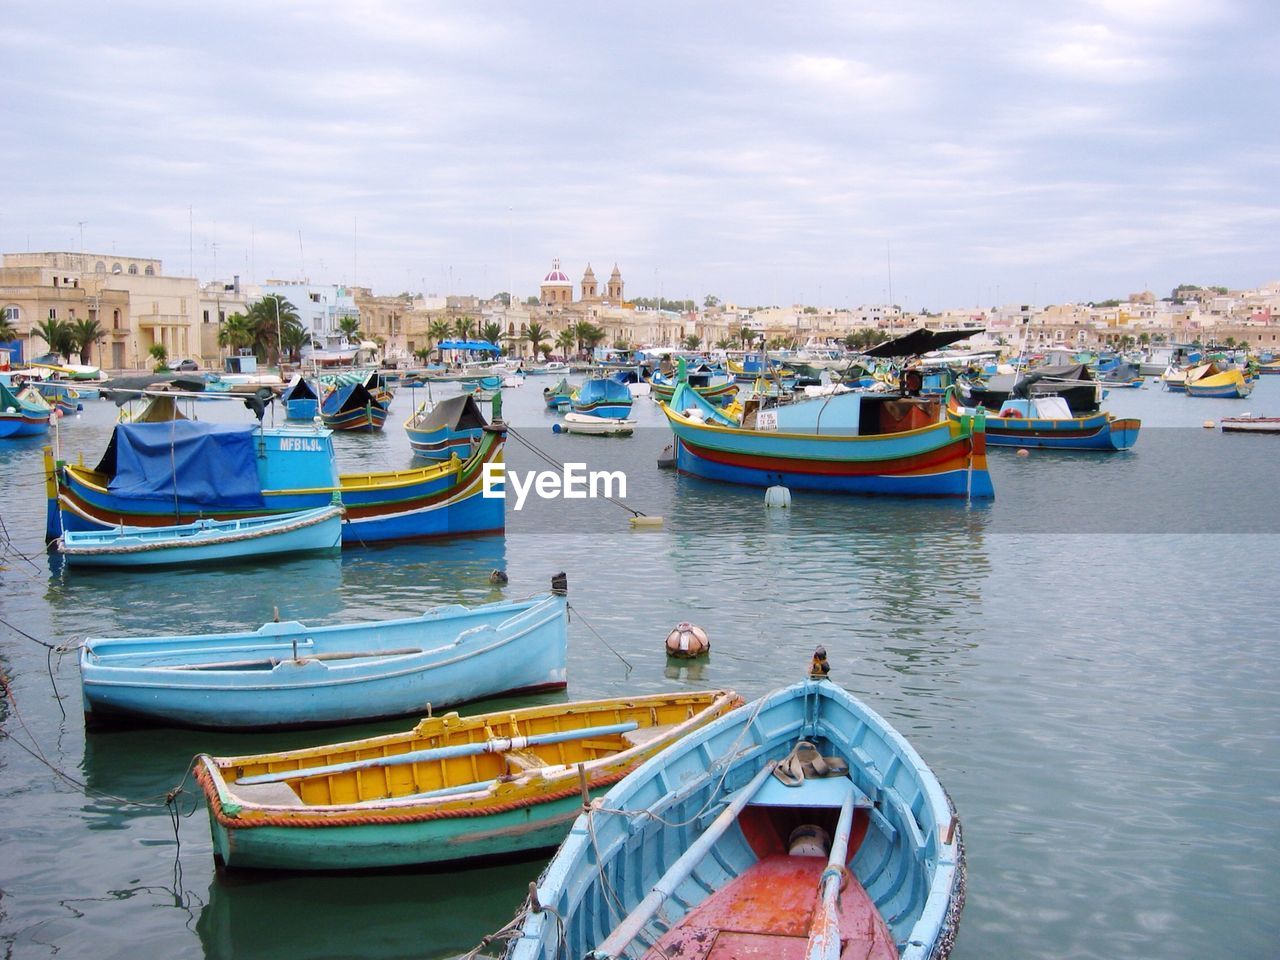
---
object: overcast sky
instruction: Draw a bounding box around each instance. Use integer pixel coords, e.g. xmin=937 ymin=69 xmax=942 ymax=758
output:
xmin=2 ymin=1 xmax=1276 ymax=310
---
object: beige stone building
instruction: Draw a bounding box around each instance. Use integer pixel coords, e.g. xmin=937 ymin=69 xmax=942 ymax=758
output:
xmin=0 ymin=252 xmax=199 ymax=369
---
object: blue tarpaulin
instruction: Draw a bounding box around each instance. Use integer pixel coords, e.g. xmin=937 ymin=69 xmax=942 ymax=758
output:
xmin=97 ymin=422 xmax=266 ymax=507
xmin=439 ymin=340 xmax=500 ymax=352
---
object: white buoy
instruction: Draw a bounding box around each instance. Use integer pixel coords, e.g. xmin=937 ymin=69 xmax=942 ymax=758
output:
xmin=764 ymin=484 xmax=791 ymax=508
xmin=1203 ymin=420 xmax=1214 ymax=429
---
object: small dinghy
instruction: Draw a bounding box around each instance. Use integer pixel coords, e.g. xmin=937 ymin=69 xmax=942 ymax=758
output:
xmin=507 ymin=649 xmax=964 ymax=960
xmin=552 ymin=413 xmax=636 ymax=436
xmin=195 ymin=689 xmax=742 ymax=872
xmin=79 ymin=575 xmax=571 ymax=729
xmin=1221 ymin=416 xmax=1280 ymax=434
xmin=57 ymin=504 xmax=343 ymax=568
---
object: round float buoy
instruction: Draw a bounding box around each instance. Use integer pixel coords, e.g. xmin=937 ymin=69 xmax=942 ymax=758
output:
xmin=764 ymin=484 xmax=791 ymax=509
xmin=552 ymin=423 xmax=564 ymax=434
xmin=1203 ymin=420 xmax=1214 ymax=429
xmin=1017 ymin=448 xmax=1030 ymax=457
xmin=665 ymin=621 xmax=709 ymax=658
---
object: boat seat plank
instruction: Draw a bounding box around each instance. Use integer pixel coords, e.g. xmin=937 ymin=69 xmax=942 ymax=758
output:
xmin=504 ymin=748 xmax=546 ymax=772
xmin=750 ymin=776 xmax=870 ymax=809
xmin=642 ymin=854 xmax=896 ymax=960
xmin=622 ymin=722 xmax=678 ymax=748
xmin=231 ymin=781 xmax=306 ymax=807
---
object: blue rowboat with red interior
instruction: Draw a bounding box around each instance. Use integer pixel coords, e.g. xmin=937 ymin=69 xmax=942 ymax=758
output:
xmin=320 ymin=382 xmax=388 ymax=431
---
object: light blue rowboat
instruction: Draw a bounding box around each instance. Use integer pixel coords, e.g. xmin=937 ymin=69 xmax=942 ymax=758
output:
xmin=571 ymin=377 xmax=633 ymax=419
xmin=79 ymin=577 xmax=569 ymax=730
xmin=57 ymin=504 xmax=344 ymax=568
xmin=507 ymin=657 xmax=964 ymax=960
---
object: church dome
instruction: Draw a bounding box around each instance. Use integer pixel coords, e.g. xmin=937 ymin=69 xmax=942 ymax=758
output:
xmin=542 ymin=258 xmax=571 ymax=285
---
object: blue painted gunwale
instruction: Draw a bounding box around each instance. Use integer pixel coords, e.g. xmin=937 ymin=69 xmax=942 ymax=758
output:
xmin=947 ymin=398 xmax=1140 ymax=451
xmin=79 ymin=591 xmax=567 ymax=729
xmin=508 ymin=676 xmax=964 ymax=960
xmin=571 ymin=378 xmax=634 ymax=419
xmin=0 ymin=381 xmax=51 ymax=437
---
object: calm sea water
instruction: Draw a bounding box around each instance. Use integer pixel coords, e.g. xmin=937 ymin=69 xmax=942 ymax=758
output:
xmin=1 ymin=377 xmax=1278 ymax=959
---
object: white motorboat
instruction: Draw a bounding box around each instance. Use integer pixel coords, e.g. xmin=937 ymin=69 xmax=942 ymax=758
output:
xmin=552 ymin=413 xmax=636 ymax=436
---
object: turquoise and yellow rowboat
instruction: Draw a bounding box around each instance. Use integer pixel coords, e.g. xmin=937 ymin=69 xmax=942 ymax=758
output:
xmin=195 ymin=689 xmax=742 ymax=872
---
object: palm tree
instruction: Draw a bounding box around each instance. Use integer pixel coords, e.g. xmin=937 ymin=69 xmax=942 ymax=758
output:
xmin=70 ymin=318 xmax=105 ymax=365
xmin=452 ymin=315 xmax=473 ymax=340
xmin=682 ymin=333 xmax=702 ymax=351
xmin=338 ymin=315 xmax=362 ymax=345
xmin=525 ymin=321 xmax=549 ymax=358
xmin=279 ymin=315 xmax=308 ymax=363
xmin=581 ymin=323 xmax=607 ymax=353
xmin=428 ymin=319 xmax=451 ymax=361
xmin=572 ymin=319 xmax=596 ymax=355
xmin=33 ymin=317 xmax=75 ymax=361
xmin=555 ymin=329 xmax=576 ymax=357
xmin=715 ymin=338 xmax=733 ymax=350
xmin=218 ymin=313 xmax=255 ymax=355
xmin=481 ymin=321 xmax=503 ymax=352
xmin=737 ymin=326 xmax=754 ymax=349
xmin=0 ymin=314 xmax=17 ymax=342
xmin=245 ymin=295 xmax=303 ymax=365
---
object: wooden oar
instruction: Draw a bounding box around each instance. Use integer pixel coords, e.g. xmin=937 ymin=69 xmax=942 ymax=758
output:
xmin=589 ymin=761 xmax=777 ymax=960
xmin=163 ymin=647 xmax=422 ymax=671
xmin=236 ymin=721 xmax=639 ymax=786
xmin=805 ymin=781 xmax=858 ymax=960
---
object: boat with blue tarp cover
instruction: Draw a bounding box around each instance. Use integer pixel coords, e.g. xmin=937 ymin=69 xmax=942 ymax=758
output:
xmin=543 ymin=378 xmax=573 ymax=410
xmin=44 ymin=416 xmax=506 ymax=543
xmin=79 ymin=576 xmax=570 ymax=729
xmin=56 ymin=503 xmax=344 ymax=567
xmin=571 ymin=378 xmax=633 ymax=419
xmin=404 ymin=393 xmax=488 ymax=461
xmin=280 ymin=375 xmax=321 ymax=421
xmin=506 ymin=651 xmax=964 ymax=960
xmin=946 ymin=392 xmax=1140 ymax=451
xmin=320 ymin=381 xmax=388 ymax=431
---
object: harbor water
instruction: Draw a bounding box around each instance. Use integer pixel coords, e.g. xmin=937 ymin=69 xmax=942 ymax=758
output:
xmin=1 ymin=378 xmax=1278 ymax=959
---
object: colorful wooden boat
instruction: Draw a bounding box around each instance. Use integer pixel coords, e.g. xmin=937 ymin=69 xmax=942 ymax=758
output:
xmin=1184 ymin=364 xmax=1253 ymax=399
xmin=0 ymin=381 xmax=52 ymax=438
xmin=552 ymin=413 xmax=636 ymax=436
xmin=1220 ymin=416 xmax=1280 ymax=433
xmin=543 ymin=377 xmax=573 ymax=410
xmin=44 ymin=418 xmax=506 ymax=543
xmin=662 ymin=380 xmax=993 ymax=499
xmin=320 ymin=382 xmax=388 ymax=431
xmin=194 ymin=689 xmax=743 ymax=872
xmin=650 ymin=372 xmax=739 ymax=406
xmin=404 ymin=394 xmax=488 ymax=461
xmin=57 ymin=504 xmax=343 ymax=568
xmin=32 ymin=381 xmax=82 ymax=415
xmin=280 ymin=375 xmax=321 ymax=421
xmin=508 ymin=654 xmax=964 ymax=960
xmin=79 ymin=578 xmax=569 ymax=729
xmin=1258 ymin=360 xmax=1280 ymax=376
xmin=571 ymin=378 xmax=634 ymax=419
xmin=946 ymin=394 xmax=1140 ymax=451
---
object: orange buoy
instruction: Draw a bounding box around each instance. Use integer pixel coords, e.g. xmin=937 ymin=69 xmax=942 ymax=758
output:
xmin=665 ymin=621 xmax=709 ymax=658
xmin=1017 ymin=448 xmax=1030 ymax=457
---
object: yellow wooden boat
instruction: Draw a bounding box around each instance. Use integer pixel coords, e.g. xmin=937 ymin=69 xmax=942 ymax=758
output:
xmin=1184 ymin=363 xmax=1253 ymax=398
xmin=196 ymin=689 xmax=743 ymax=872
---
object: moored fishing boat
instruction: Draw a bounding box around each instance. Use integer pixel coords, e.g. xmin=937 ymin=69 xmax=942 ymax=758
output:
xmin=320 ymin=382 xmax=388 ymax=431
xmin=44 ymin=416 xmax=506 ymax=543
xmin=662 ymin=380 xmax=993 ymax=499
xmin=946 ymin=393 xmax=1139 ymax=451
xmin=506 ymin=652 xmax=964 ymax=960
xmin=56 ymin=504 xmax=343 ymax=568
xmin=194 ymin=689 xmax=743 ymax=872
xmin=280 ymin=375 xmax=321 ymax=421
xmin=1220 ymin=416 xmax=1280 ymax=433
xmin=571 ymin=377 xmax=633 ymax=419
xmin=1183 ymin=363 xmax=1253 ymax=399
xmin=552 ymin=412 xmax=636 ymax=436
xmin=32 ymin=381 xmax=82 ymax=415
xmin=543 ymin=377 xmax=573 ymax=410
xmin=0 ymin=381 xmax=52 ymax=438
xmin=650 ymin=371 xmax=738 ymax=406
xmin=404 ymin=394 xmax=488 ymax=460
xmin=79 ymin=577 xmax=569 ymax=729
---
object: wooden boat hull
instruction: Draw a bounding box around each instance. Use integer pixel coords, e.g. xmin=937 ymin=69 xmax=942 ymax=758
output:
xmin=46 ymin=425 xmax=507 ymax=543
xmin=321 ymin=404 xmax=388 ymax=431
xmin=195 ymin=690 xmax=742 ymax=871
xmin=0 ymin=411 xmax=50 ymax=437
xmin=1185 ymin=376 xmax=1253 ymax=398
xmin=571 ymin=379 xmax=634 ymax=419
xmin=58 ymin=505 xmax=343 ymax=567
xmin=663 ymin=404 xmax=993 ymax=499
xmin=1221 ymin=417 xmax=1280 ymax=433
xmin=509 ymin=676 xmax=964 ymax=960
xmin=948 ymin=399 xmax=1139 ymax=450
xmin=80 ymin=589 xmax=568 ymax=729
xmin=650 ymin=379 xmax=738 ymax=406
xmin=285 ymin=398 xmax=319 ymax=421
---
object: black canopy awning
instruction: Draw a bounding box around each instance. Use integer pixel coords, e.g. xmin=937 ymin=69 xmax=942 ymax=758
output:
xmin=862 ymin=328 xmax=985 ymax=359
